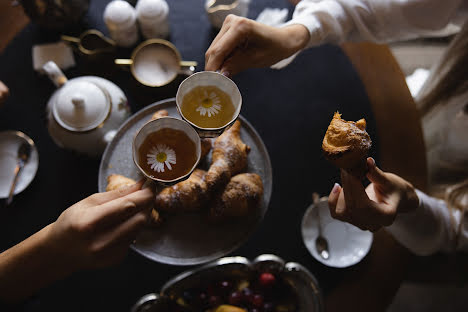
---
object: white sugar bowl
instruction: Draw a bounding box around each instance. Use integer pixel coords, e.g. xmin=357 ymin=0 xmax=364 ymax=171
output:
xmin=42 ymin=61 xmax=130 ymax=156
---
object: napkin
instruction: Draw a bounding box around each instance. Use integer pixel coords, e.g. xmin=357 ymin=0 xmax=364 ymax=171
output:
xmin=32 ymin=42 xmax=76 ymax=73
xmin=255 ymin=8 xmax=298 ymax=70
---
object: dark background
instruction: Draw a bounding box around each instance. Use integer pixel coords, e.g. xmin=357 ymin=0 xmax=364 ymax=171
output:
xmin=0 ymin=0 xmax=377 ymax=310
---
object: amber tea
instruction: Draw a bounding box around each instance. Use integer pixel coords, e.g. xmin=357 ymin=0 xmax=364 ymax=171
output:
xmin=137 ymin=128 xmax=198 ymax=181
xmin=180 ymin=85 xmax=236 ymax=128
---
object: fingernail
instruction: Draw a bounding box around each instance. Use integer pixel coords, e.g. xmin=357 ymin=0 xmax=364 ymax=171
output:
xmin=221 ymin=70 xmax=230 ymax=77
xmin=332 ymin=183 xmax=341 ymax=194
xmin=367 ymin=157 xmax=375 ymax=171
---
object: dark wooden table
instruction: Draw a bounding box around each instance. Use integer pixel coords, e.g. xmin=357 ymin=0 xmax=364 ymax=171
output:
xmin=0 ymin=1 xmax=410 ymax=311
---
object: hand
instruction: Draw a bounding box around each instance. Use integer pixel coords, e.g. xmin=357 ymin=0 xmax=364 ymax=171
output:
xmin=0 ymin=81 xmax=9 ymax=106
xmin=328 ymin=158 xmax=419 ymax=232
xmin=205 ymin=15 xmax=310 ymax=77
xmin=47 ymin=180 xmax=154 ymax=270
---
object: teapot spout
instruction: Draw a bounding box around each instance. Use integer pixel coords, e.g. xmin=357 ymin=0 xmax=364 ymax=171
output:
xmin=42 ymin=61 xmax=68 ymax=88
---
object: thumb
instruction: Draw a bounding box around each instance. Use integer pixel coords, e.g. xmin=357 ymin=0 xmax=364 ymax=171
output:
xmin=366 ymin=157 xmax=389 ymax=186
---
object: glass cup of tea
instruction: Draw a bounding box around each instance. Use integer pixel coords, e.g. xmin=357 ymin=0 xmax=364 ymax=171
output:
xmin=176 ymin=71 xmax=242 ymax=138
xmin=133 ymin=117 xmax=201 ymax=185
xmin=115 ymin=39 xmax=197 ymax=87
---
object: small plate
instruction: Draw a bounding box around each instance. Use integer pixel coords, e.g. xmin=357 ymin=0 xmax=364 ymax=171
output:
xmin=0 ymin=131 xmax=39 ymax=198
xmin=301 ymin=197 xmax=373 ymax=268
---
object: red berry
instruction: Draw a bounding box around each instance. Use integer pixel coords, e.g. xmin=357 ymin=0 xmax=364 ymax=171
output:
xmin=259 ymin=272 xmax=276 ymax=288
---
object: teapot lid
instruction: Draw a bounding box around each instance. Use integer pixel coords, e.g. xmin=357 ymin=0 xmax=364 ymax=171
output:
xmin=53 ymin=80 xmax=111 ymax=132
xmin=136 ymin=0 xmax=168 ymax=19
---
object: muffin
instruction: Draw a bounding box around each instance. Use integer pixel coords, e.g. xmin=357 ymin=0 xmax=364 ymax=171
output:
xmin=322 ymin=112 xmax=372 ymax=179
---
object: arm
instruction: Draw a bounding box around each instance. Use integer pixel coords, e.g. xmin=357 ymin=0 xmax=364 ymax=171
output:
xmin=0 ymin=181 xmax=153 ymax=303
xmin=205 ymin=0 xmax=467 ymax=75
xmin=386 ymin=189 xmax=457 ymax=255
xmin=289 ymin=0 xmax=467 ymax=46
xmin=328 ymin=157 xmax=461 ymax=256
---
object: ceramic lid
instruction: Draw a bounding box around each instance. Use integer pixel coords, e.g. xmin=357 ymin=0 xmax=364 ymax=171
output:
xmin=104 ymin=0 xmax=135 ymax=27
xmin=53 ymin=80 xmax=111 ymax=132
xmin=136 ymin=0 xmax=168 ymax=19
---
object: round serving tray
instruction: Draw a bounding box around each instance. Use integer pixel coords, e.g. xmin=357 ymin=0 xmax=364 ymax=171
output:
xmin=98 ymin=98 xmax=272 ymax=265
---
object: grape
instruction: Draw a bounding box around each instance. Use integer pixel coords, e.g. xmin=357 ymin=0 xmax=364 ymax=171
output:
xmin=242 ymin=287 xmax=254 ymax=303
xmin=252 ymin=294 xmax=264 ymax=308
xmin=228 ymin=291 xmax=243 ymax=306
xmin=208 ymin=295 xmax=222 ymax=307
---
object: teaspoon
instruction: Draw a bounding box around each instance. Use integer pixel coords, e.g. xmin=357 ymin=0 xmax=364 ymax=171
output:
xmin=6 ymin=141 xmax=32 ymax=205
xmin=313 ymin=192 xmax=330 ymax=260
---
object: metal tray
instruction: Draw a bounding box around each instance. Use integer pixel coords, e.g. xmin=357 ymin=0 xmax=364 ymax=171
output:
xmin=98 ymin=98 xmax=272 ymax=265
xmin=131 ymin=254 xmax=324 ymax=312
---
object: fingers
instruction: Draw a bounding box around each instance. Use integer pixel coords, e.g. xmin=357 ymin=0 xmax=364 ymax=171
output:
xmin=89 ymin=211 xmax=148 ymax=264
xmin=366 ymin=157 xmax=389 ymax=186
xmin=328 ymin=183 xmax=345 ymax=219
xmin=205 ymin=17 xmax=251 ymax=72
xmin=85 ymin=179 xmax=145 ymax=206
xmin=341 ymin=169 xmax=369 ymax=208
xmin=91 ymin=187 xmax=154 ymax=229
xmin=206 ymin=17 xmax=233 ymax=67
xmin=0 ymin=81 xmax=9 ymax=105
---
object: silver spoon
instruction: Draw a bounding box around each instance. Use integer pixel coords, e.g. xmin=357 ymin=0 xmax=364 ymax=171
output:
xmin=6 ymin=141 xmax=32 ymax=205
xmin=313 ymin=192 xmax=330 ymax=260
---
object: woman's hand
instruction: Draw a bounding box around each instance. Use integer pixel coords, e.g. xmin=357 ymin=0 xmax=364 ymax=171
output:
xmin=0 ymin=81 xmax=9 ymax=106
xmin=328 ymin=158 xmax=419 ymax=232
xmin=205 ymin=15 xmax=310 ymax=77
xmin=48 ymin=180 xmax=154 ymax=270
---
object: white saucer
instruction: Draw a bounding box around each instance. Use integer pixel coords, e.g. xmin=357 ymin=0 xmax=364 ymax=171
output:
xmin=301 ymin=197 xmax=373 ymax=268
xmin=0 ymin=131 xmax=39 ymax=199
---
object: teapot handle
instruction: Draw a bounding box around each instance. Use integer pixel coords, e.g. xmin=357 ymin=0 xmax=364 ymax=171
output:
xmin=42 ymin=61 xmax=68 ymax=88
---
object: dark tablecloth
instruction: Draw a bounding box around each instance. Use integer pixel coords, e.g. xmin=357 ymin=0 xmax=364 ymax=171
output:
xmin=0 ymin=0 xmax=378 ymax=310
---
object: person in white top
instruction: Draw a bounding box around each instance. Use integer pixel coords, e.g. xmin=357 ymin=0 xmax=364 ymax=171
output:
xmin=205 ymin=0 xmax=468 ymax=255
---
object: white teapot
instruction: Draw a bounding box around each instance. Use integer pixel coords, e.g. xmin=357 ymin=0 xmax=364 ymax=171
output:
xmin=205 ymin=0 xmax=250 ymax=29
xmin=43 ymin=61 xmax=130 ymax=156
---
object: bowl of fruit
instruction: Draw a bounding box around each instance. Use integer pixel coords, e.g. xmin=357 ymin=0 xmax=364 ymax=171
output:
xmin=132 ymin=254 xmax=324 ymax=312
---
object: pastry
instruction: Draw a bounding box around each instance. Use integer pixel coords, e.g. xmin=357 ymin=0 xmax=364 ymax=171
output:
xmin=155 ymin=169 xmax=209 ymax=213
xmin=205 ymin=121 xmax=250 ymax=191
xmin=106 ymin=174 xmax=137 ymax=192
xmin=150 ymin=109 xmax=169 ymax=120
xmin=210 ymin=173 xmax=263 ymax=222
xmin=200 ymin=138 xmax=213 ymax=160
xmin=322 ymin=112 xmax=372 ymax=178
xmin=106 ymin=174 xmax=162 ymax=225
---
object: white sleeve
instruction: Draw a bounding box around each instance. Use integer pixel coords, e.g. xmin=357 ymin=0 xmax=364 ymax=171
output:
xmin=385 ymin=189 xmax=460 ymax=256
xmin=286 ymin=0 xmax=468 ymax=46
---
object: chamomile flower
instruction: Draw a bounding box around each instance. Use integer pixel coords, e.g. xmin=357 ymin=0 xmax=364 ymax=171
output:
xmin=196 ymin=90 xmax=222 ymax=117
xmin=147 ymin=144 xmax=176 ymax=173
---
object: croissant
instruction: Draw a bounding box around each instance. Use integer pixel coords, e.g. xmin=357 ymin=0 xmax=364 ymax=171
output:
xmin=106 ymin=174 xmax=162 ymax=225
xmin=150 ymin=109 xmax=169 ymax=121
xmin=205 ymin=121 xmax=250 ymax=191
xmin=210 ymin=173 xmax=263 ymax=222
xmin=322 ymin=112 xmax=372 ymax=178
xmin=155 ymin=169 xmax=209 ymax=213
xmin=106 ymin=174 xmax=137 ymax=192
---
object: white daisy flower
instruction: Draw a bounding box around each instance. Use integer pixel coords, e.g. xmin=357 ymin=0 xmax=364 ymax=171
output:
xmin=196 ymin=90 xmax=222 ymax=117
xmin=146 ymin=144 xmax=176 ymax=173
